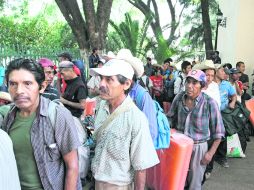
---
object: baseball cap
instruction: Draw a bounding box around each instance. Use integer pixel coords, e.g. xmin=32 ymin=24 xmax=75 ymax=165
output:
xmin=59 ymin=61 xmax=74 ymax=68
xmin=90 ymin=59 xmax=134 ymax=80
xmin=230 ymin=68 xmax=241 ymax=74
xmin=38 ymin=58 xmax=54 ymax=68
xmin=57 ymin=52 xmax=72 ymax=61
xmin=187 ymin=69 xmax=207 ymax=83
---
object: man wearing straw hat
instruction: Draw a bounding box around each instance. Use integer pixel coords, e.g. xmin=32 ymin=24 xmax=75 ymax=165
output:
xmin=90 ymin=57 xmax=159 ymax=190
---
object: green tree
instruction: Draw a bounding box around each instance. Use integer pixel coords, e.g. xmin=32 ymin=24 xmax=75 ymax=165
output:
xmin=108 ymin=13 xmax=150 ymax=57
xmin=55 ymin=0 xmax=113 ymax=58
xmin=127 ymin=0 xmax=188 ymax=63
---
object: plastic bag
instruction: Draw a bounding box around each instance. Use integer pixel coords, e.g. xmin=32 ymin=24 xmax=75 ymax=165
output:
xmin=227 ymin=133 xmax=246 ymax=158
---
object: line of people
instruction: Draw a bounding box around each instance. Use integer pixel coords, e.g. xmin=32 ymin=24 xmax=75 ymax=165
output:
xmin=0 ymin=48 xmax=253 ymax=190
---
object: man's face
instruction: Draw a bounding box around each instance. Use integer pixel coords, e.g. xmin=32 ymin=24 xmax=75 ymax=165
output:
xmin=8 ymin=69 xmax=43 ymax=111
xmin=205 ymin=69 xmax=215 ymax=84
xmin=60 ymin=68 xmax=73 ymax=80
xmin=237 ymin=63 xmax=245 ymax=73
xmin=163 ymin=62 xmax=169 ymax=70
xmin=216 ymin=67 xmax=226 ymax=80
xmin=231 ymin=73 xmax=240 ymax=81
xmin=44 ymin=67 xmax=54 ymax=85
xmin=58 ymin=56 xmax=68 ymax=62
xmin=185 ymin=77 xmax=202 ymax=99
xmin=99 ymin=75 xmax=131 ymax=101
xmin=183 ymin=65 xmax=192 ymax=75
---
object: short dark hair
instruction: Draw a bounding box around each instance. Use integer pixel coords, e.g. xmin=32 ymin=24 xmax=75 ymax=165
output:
xmin=92 ymin=47 xmax=98 ymax=53
xmin=164 ymin=58 xmax=173 ymax=64
xmin=57 ymin=52 xmax=72 ymax=61
xmin=181 ymin=61 xmax=191 ymax=71
xmin=116 ymin=74 xmax=130 ymax=94
xmin=147 ymin=57 xmax=151 ymax=61
xmin=5 ymin=58 xmax=45 ymax=89
xmin=236 ymin=61 xmax=244 ymax=68
xmin=224 ymin=63 xmax=232 ymax=69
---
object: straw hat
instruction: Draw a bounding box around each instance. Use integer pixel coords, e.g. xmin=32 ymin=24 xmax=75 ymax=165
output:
xmin=116 ymin=49 xmax=144 ymax=78
xmin=193 ymin=60 xmax=215 ymax=70
xmin=0 ymin=92 xmax=12 ymax=102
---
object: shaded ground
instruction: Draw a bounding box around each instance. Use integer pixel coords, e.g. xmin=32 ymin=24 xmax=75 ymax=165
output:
xmin=203 ymin=136 xmax=254 ymax=190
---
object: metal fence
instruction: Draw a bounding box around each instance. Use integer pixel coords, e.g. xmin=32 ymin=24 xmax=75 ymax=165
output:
xmin=0 ymin=45 xmax=82 ymax=67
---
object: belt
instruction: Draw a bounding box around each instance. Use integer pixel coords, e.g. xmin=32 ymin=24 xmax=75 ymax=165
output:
xmin=193 ymin=139 xmax=208 ymax=144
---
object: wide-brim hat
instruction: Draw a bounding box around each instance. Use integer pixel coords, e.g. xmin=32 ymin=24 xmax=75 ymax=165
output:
xmin=90 ymin=59 xmax=134 ymax=80
xmin=0 ymin=92 xmax=12 ymax=102
xmin=193 ymin=60 xmax=215 ymax=70
xmin=116 ymin=49 xmax=144 ymax=78
xmin=214 ymin=63 xmax=227 ymax=70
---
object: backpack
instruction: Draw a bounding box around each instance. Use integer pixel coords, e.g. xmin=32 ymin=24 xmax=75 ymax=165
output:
xmin=47 ymin=100 xmax=90 ymax=179
xmin=139 ymin=77 xmax=149 ymax=89
xmin=164 ymin=73 xmax=183 ymax=100
xmin=136 ymin=90 xmax=170 ymax=149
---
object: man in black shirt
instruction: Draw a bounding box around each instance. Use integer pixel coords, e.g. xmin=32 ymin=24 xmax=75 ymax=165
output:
xmin=59 ymin=61 xmax=87 ymax=118
xmin=236 ymin=61 xmax=251 ymax=101
xmin=89 ymin=47 xmax=100 ymax=68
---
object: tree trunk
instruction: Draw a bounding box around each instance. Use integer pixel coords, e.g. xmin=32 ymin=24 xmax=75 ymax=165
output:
xmin=55 ymin=0 xmax=113 ymax=52
xmin=201 ymin=0 xmax=213 ymax=59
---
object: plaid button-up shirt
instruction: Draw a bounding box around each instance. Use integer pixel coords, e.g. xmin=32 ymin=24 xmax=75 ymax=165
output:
xmin=169 ymin=92 xmax=225 ymax=141
xmin=2 ymin=96 xmax=82 ymax=190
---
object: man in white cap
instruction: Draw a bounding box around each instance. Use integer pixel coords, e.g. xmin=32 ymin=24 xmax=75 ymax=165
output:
xmin=168 ymin=69 xmax=224 ymax=190
xmin=116 ymin=49 xmax=158 ymax=144
xmin=90 ymin=58 xmax=159 ymax=190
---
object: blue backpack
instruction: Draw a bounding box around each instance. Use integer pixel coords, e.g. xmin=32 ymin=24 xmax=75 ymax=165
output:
xmin=135 ymin=90 xmax=170 ymax=149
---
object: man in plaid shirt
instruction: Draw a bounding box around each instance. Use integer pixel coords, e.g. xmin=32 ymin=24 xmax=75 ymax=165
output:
xmin=168 ymin=69 xmax=225 ymax=190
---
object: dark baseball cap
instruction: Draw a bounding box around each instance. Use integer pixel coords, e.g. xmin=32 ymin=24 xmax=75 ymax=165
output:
xmin=57 ymin=52 xmax=72 ymax=61
xmin=230 ymin=68 xmax=241 ymax=74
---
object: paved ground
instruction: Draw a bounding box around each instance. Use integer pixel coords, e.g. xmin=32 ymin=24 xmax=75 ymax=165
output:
xmin=83 ymin=137 xmax=254 ymax=190
xmin=203 ymin=136 xmax=254 ymax=190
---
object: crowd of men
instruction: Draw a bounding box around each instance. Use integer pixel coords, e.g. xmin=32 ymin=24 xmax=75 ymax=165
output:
xmin=0 ymin=48 xmax=253 ymax=190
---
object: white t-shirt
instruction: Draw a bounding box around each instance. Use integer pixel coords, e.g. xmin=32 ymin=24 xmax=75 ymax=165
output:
xmin=202 ymin=81 xmax=221 ymax=109
xmin=0 ymin=129 xmax=21 ymax=190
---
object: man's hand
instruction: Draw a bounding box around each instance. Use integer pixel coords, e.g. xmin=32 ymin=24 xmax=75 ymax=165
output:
xmin=228 ymin=101 xmax=235 ymax=109
xmin=201 ymin=151 xmax=213 ymax=165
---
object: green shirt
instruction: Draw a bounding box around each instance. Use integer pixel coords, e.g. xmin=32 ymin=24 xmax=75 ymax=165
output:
xmin=9 ymin=112 xmax=43 ymax=190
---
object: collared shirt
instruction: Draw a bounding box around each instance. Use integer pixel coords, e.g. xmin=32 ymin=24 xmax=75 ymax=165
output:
xmin=168 ymin=92 xmax=225 ymax=141
xmin=129 ymin=83 xmax=158 ymax=143
xmin=92 ymin=96 xmax=159 ymax=186
xmin=42 ymin=85 xmax=60 ymax=101
xmin=0 ymin=129 xmax=21 ymax=190
xmin=218 ymin=80 xmax=236 ymax=111
xmin=2 ymin=96 xmax=82 ymax=190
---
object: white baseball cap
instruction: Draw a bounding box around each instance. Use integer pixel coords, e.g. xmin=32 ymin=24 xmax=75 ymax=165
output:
xmin=90 ymin=58 xmax=134 ymax=80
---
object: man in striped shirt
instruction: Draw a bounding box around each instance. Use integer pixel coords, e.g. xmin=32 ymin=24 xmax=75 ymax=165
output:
xmin=168 ymin=69 xmax=225 ymax=190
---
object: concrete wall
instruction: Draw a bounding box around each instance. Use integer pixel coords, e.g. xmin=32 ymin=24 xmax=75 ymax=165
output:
xmin=218 ymin=0 xmax=253 ymax=95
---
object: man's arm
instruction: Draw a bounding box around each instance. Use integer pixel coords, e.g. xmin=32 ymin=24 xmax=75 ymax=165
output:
xmin=228 ymin=94 xmax=237 ymax=109
xmin=60 ymin=97 xmax=86 ymax=109
xmin=134 ymin=170 xmax=146 ymax=190
xmin=63 ymin=149 xmax=79 ymax=190
xmin=201 ymin=138 xmax=221 ymax=165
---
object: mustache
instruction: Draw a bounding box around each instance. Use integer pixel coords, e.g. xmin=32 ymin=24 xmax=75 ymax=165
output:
xmin=13 ymin=95 xmax=30 ymax=101
xmin=99 ymin=86 xmax=109 ymax=94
